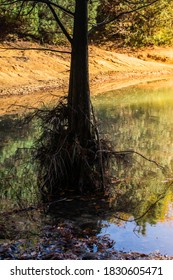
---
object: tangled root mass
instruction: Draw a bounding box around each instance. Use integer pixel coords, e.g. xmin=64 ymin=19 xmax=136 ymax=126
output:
xmin=35 ymin=98 xmax=112 ymax=202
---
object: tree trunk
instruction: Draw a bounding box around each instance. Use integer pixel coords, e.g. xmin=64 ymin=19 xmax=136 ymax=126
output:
xmin=68 ymin=0 xmax=91 ymax=147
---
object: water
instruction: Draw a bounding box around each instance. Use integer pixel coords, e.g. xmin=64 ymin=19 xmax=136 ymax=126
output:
xmin=93 ymin=81 xmax=173 ymax=255
xmin=1 ymin=80 xmax=173 ymax=256
xmin=0 ymin=115 xmax=39 ymax=211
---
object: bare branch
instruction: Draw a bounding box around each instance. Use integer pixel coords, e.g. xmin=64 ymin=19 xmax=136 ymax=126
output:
xmin=114 ymin=150 xmax=165 ymax=170
xmin=0 ymin=0 xmax=19 ymax=6
xmin=96 ymin=149 xmax=165 ymax=170
xmin=112 ymin=179 xmax=173 ymax=223
xmin=113 ymin=192 xmax=166 ymax=222
xmin=45 ymin=0 xmax=74 ymax=17
xmin=88 ymin=0 xmax=160 ymax=35
xmin=16 ymin=1 xmax=25 ymax=18
xmin=0 ymin=0 xmax=74 ymax=16
xmin=0 ymin=46 xmax=71 ymax=54
xmin=46 ymin=2 xmax=73 ymax=44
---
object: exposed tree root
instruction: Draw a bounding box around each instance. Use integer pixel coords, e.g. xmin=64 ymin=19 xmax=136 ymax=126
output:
xmin=35 ymin=97 xmax=112 ymax=202
xmin=33 ymin=96 xmax=166 ymax=203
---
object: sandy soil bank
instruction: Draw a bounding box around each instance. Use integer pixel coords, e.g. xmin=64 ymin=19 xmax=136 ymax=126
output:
xmin=1 ymin=41 xmax=173 ymax=115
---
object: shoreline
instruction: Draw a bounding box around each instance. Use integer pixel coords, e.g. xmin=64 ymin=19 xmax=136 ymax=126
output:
xmin=1 ymin=43 xmax=173 ymax=115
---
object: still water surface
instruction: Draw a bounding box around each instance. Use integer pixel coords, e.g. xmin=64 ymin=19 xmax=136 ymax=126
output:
xmin=93 ymin=81 xmax=173 ymax=255
xmin=1 ymin=80 xmax=173 ymax=255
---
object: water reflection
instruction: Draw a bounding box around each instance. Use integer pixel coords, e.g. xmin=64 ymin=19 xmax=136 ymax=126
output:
xmin=1 ymin=82 xmax=173 ymax=255
xmin=93 ymin=83 xmax=173 ymax=254
xmin=0 ymin=115 xmax=39 ymax=212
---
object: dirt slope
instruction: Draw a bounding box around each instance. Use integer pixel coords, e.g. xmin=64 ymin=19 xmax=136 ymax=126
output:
xmin=1 ymin=42 xmax=173 ymax=115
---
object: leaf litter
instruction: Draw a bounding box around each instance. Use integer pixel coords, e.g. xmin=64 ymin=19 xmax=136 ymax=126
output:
xmin=0 ymin=196 xmax=173 ymax=260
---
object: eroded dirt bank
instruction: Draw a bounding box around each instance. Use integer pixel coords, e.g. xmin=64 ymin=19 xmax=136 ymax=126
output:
xmin=1 ymin=42 xmax=173 ymax=115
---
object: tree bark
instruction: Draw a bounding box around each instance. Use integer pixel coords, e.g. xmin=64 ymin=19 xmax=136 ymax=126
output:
xmin=68 ymin=0 xmax=91 ymax=147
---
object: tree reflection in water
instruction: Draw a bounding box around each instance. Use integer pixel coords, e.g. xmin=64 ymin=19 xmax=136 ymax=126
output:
xmin=1 ymin=83 xmax=173 ymax=255
xmin=94 ymin=83 xmax=173 ymax=232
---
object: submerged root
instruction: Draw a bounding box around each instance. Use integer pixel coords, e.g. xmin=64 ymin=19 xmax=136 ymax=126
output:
xmin=35 ymin=97 xmax=112 ymax=202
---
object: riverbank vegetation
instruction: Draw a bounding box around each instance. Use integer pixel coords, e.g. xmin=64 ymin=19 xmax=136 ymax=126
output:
xmin=1 ymin=0 xmax=173 ymax=47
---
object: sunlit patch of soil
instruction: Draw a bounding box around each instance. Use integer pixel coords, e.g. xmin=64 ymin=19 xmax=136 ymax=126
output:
xmin=1 ymin=42 xmax=173 ymax=115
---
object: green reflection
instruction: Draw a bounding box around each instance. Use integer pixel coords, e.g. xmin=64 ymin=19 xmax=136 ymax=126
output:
xmin=93 ymin=83 xmax=173 ymax=232
xmin=0 ymin=116 xmax=40 ymax=212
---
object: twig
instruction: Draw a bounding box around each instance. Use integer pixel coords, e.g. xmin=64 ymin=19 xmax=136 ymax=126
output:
xmin=96 ymin=149 xmax=165 ymax=170
xmin=113 ymin=180 xmax=173 ymax=223
xmin=0 ymin=197 xmax=75 ymax=217
xmin=129 ymin=150 xmax=165 ymax=170
xmin=0 ymin=47 xmax=71 ymax=54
